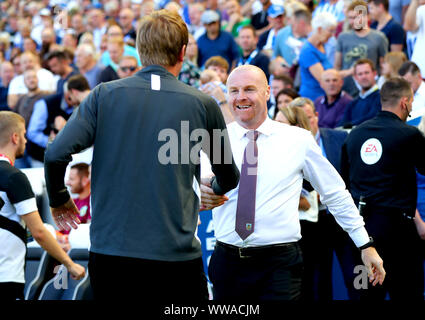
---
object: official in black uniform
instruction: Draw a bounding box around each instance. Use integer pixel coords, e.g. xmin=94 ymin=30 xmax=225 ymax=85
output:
xmin=341 ymin=78 xmax=425 ymax=300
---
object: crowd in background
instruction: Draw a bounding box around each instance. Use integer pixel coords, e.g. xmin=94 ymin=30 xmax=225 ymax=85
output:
xmin=0 ymin=0 xmax=424 ymax=299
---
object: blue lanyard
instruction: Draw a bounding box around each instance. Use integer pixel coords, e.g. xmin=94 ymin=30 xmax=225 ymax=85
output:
xmin=238 ymin=49 xmax=259 ymax=67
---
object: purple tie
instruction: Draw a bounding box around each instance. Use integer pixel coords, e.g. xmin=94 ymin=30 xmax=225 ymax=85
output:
xmin=235 ymin=130 xmax=259 ymax=240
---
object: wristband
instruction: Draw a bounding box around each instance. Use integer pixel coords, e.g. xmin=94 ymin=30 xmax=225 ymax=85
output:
xmin=359 ymin=236 xmax=374 ymax=250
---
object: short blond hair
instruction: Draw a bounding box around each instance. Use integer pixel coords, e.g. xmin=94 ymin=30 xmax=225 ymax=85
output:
xmin=136 ymin=9 xmax=188 ymax=67
xmin=0 ymin=111 xmax=25 ymax=147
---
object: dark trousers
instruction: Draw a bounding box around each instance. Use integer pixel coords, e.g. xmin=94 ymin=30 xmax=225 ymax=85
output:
xmin=208 ymin=242 xmax=303 ymax=300
xmin=359 ymin=211 xmax=424 ymax=300
xmin=299 ymin=211 xmax=360 ymax=300
xmin=0 ymin=282 xmax=25 ymax=300
xmin=89 ymin=252 xmax=208 ymax=301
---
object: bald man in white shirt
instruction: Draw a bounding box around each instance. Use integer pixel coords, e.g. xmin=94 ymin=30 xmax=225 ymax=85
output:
xmin=201 ymin=65 xmax=385 ymax=300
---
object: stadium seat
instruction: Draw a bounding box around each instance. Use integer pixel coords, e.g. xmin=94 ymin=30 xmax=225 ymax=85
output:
xmin=38 ymin=248 xmax=92 ymax=300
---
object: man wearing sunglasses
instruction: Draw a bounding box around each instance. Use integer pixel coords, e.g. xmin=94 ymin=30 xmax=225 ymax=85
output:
xmin=117 ymin=56 xmax=140 ymax=79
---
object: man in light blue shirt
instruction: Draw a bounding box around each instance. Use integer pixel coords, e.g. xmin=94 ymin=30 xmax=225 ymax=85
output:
xmin=273 ymin=9 xmax=311 ymax=66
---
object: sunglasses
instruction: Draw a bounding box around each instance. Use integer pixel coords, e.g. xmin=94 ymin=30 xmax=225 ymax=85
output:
xmin=120 ymin=66 xmax=137 ymax=72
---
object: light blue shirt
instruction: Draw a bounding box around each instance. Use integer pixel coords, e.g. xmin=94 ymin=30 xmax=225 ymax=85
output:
xmin=273 ymin=26 xmax=307 ymax=66
xmin=100 ymin=45 xmax=142 ymax=69
xmin=27 ymin=99 xmax=49 ymax=148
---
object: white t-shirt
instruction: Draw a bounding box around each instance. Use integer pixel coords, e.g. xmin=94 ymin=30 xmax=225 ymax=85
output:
xmin=8 ymin=69 xmax=57 ymax=95
xmin=411 ymin=5 xmax=425 ymax=78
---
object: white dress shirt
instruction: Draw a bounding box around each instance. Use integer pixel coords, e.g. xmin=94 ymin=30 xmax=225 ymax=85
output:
xmin=202 ymin=118 xmax=369 ymax=248
xmin=411 ymin=81 xmax=425 ymax=120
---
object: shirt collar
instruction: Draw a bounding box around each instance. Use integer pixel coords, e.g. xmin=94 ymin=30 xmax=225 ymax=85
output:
xmin=359 ymin=84 xmax=379 ymax=99
xmin=233 ymin=117 xmax=275 ymax=141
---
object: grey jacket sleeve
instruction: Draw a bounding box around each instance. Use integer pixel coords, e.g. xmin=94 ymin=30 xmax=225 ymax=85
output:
xmin=44 ymin=86 xmax=99 ymax=207
xmin=203 ymin=99 xmax=240 ymax=195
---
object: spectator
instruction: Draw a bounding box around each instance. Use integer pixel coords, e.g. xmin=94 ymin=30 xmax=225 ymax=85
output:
xmin=30 ymin=8 xmax=54 ymax=47
xmin=223 ymin=0 xmax=251 ymax=37
xmin=100 ymin=25 xmax=141 ymax=68
xmin=313 ymin=0 xmax=346 ymax=22
xmin=188 ymin=3 xmax=206 ymax=40
xmin=65 ymin=74 xmax=91 ymax=107
xmin=45 ymin=50 xmax=79 ymax=96
xmin=315 ymin=69 xmax=353 ymax=128
xmin=404 ymin=0 xmax=425 ymax=78
xmin=87 ymin=8 xmax=108 ymax=50
xmin=117 ymin=56 xmax=140 ymax=79
xmin=399 ymin=61 xmax=425 ymax=121
xmin=179 ymin=34 xmax=202 ymax=88
xmin=299 ymin=12 xmax=337 ymax=101
xmin=273 ymin=88 xmax=300 ymax=119
xmin=339 ymin=59 xmax=381 ymax=128
xmin=335 ymin=0 xmax=388 ymax=98
xmin=0 ymin=61 xmax=14 ymax=111
xmin=273 ymin=9 xmax=312 ymax=67
xmin=275 ymin=103 xmax=311 ymax=129
xmin=0 ymin=32 xmax=12 ymax=62
xmin=119 ymin=8 xmax=137 ymax=46
xmin=268 ymin=73 xmax=295 ymax=117
xmin=62 ymin=163 xmax=92 ymax=236
xmin=7 ymin=51 xmax=56 ymax=110
xmin=61 ymin=30 xmax=79 ymax=53
xmin=390 ymin=0 xmax=411 ymax=24
xmin=197 ymin=10 xmax=240 ymax=70
xmin=75 ymin=44 xmax=104 ymax=89
xmin=369 ymin=0 xmax=405 ymax=52
xmin=39 ymin=27 xmax=57 ymax=67
xmin=99 ymin=37 xmax=123 ymax=83
xmin=70 ymin=13 xmax=87 ymax=42
xmin=257 ymin=4 xmax=286 ymax=56
xmin=22 ymin=37 xmax=38 ymax=55
xmin=377 ymin=51 xmax=407 ymax=88
xmin=237 ymin=25 xmax=270 ymax=80
xmin=250 ymin=0 xmax=273 ymax=35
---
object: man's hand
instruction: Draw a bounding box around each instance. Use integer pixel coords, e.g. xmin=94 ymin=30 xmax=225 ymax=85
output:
xmin=67 ymin=262 xmax=86 ymax=280
xmin=199 ymin=177 xmax=228 ymax=211
xmin=51 ymin=198 xmax=81 ymax=232
xmin=361 ymin=247 xmax=386 ymax=286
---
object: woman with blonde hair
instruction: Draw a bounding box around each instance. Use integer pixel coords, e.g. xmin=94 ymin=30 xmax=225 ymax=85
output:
xmin=377 ymin=51 xmax=407 ymax=88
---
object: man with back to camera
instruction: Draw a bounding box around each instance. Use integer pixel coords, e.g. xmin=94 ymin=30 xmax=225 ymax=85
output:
xmin=0 ymin=111 xmax=85 ymax=300
xmin=200 ymin=65 xmax=385 ymax=300
xmin=341 ymin=77 xmax=425 ymax=300
xmin=43 ymin=10 xmax=240 ymax=301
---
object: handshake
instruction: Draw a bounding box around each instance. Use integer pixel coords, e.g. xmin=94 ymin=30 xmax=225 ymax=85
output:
xmin=199 ymin=176 xmax=229 ymax=211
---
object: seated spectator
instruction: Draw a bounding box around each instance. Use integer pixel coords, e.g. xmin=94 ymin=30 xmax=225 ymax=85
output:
xmin=7 ymin=51 xmax=57 ymax=109
xmin=75 ymin=44 xmax=104 ymax=89
xmin=197 ymin=10 xmax=240 ymax=70
xmin=273 ymin=9 xmax=312 ymax=67
xmin=179 ymin=35 xmax=202 ymax=88
xmin=257 ymin=4 xmax=286 ymax=57
xmin=250 ymin=0 xmax=273 ymax=35
xmin=119 ymin=8 xmax=137 ymax=46
xmin=338 ymin=59 xmax=381 ymax=128
xmin=275 ymin=104 xmax=311 ymax=129
xmin=299 ymin=12 xmax=337 ymax=101
xmin=204 ymin=56 xmax=229 ymax=85
xmin=22 ymin=37 xmax=38 ymax=55
xmin=223 ymin=0 xmax=251 ymax=37
xmin=273 ymin=88 xmax=300 ymax=119
xmin=268 ymin=73 xmax=295 ymax=117
xmin=237 ymin=25 xmax=270 ymax=79
xmin=188 ymin=2 xmax=206 ymax=40
xmin=369 ymin=0 xmax=405 ymax=52
xmin=399 ymin=61 xmax=425 ymax=121
xmin=100 ymin=25 xmax=141 ymax=67
xmin=117 ymin=56 xmax=140 ymax=79
xmin=45 ymin=50 xmax=80 ymax=96
xmin=377 ymin=51 xmax=407 ymax=88
xmin=0 ymin=61 xmax=14 ymax=111
xmin=61 ymin=29 xmax=79 ymax=53
xmin=99 ymin=37 xmax=123 ymax=83
xmin=314 ymin=69 xmax=352 ymax=128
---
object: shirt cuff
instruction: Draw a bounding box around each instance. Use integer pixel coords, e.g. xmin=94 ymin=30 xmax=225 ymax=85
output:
xmin=348 ymin=226 xmax=370 ymax=248
xmin=49 ymin=188 xmax=71 ymax=208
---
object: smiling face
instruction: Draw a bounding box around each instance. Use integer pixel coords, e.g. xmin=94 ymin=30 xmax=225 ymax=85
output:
xmin=227 ymin=66 xmax=270 ymax=130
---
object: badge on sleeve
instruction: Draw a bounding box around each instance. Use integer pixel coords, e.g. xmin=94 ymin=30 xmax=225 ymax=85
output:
xmin=360 ymin=138 xmax=383 ymax=165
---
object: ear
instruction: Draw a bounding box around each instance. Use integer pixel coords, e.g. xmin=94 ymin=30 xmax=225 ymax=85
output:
xmin=11 ymin=132 xmax=19 ymax=145
xmin=178 ymin=44 xmax=186 ymax=63
xmin=82 ymin=176 xmax=90 ymax=187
